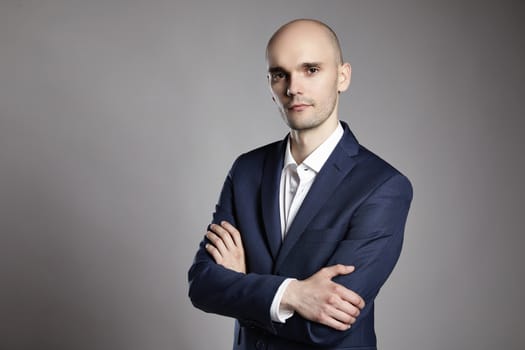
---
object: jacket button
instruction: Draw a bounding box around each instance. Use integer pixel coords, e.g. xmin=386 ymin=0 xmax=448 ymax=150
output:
xmin=255 ymin=339 xmax=265 ymax=350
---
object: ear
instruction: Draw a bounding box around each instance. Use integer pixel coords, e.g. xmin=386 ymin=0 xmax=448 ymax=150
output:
xmin=337 ymin=62 xmax=351 ymax=93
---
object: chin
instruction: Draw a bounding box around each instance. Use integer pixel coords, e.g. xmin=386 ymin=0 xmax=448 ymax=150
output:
xmin=287 ymin=120 xmax=321 ymax=132
xmin=281 ymin=109 xmax=324 ymax=130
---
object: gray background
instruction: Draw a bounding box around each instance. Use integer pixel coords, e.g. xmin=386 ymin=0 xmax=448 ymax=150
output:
xmin=1 ymin=0 xmax=524 ymax=349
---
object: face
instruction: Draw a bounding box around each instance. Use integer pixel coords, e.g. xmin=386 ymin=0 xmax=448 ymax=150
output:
xmin=266 ymin=22 xmax=350 ymax=132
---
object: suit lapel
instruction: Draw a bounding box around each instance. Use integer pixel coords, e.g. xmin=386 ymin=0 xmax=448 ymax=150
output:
xmin=274 ymin=124 xmax=359 ymax=270
xmin=261 ymin=139 xmax=286 ymax=259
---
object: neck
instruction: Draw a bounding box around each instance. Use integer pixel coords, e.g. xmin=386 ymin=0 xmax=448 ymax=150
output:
xmin=289 ymin=117 xmax=339 ymax=164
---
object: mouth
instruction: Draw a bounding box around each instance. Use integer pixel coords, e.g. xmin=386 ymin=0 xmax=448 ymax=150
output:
xmin=287 ymin=103 xmax=312 ymax=112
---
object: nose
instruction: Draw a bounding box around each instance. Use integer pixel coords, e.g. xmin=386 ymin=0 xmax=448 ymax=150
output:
xmin=286 ymin=74 xmax=302 ymax=97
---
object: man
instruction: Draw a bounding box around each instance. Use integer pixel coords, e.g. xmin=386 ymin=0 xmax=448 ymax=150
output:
xmin=188 ymin=19 xmax=412 ymax=350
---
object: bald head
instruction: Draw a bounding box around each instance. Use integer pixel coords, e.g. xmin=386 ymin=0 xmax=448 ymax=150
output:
xmin=265 ymin=18 xmax=351 ymax=138
xmin=266 ymin=19 xmax=344 ymax=65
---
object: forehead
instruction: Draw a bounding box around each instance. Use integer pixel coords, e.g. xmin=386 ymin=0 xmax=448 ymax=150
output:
xmin=266 ymin=23 xmax=337 ymax=68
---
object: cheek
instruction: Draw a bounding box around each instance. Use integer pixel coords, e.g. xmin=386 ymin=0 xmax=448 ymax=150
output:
xmin=270 ymin=86 xmax=286 ymax=103
xmin=313 ymin=85 xmax=333 ymax=102
xmin=316 ymin=78 xmax=339 ymax=101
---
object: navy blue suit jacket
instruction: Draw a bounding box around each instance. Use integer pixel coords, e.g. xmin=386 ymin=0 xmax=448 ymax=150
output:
xmin=188 ymin=122 xmax=412 ymax=350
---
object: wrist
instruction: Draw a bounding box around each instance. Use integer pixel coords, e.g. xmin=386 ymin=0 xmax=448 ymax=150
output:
xmin=270 ymin=279 xmax=296 ymax=323
xmin=281 ymin=279 xmax=301 ymax=311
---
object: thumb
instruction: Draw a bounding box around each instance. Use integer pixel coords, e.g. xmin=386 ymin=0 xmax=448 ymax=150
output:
xmin=325 ymin=264 xmax=355 ymax=278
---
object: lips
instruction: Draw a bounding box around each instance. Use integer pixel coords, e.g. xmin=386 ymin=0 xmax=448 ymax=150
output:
xmin=288 ymin=103 xmax=311 ymax=111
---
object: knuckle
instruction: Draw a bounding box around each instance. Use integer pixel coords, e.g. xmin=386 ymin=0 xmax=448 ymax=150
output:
xmin=332 ymin=284 xmax=345 ymax=295
xmin=327 ymin=295 xmax=338 ymax=305
xmin=339 ymin=314 xmax=351 ymax=325
xmin=344 ymin=313 xmax=355 ymax=324
xmin=314 ymin=311 xmax=326 ymax=323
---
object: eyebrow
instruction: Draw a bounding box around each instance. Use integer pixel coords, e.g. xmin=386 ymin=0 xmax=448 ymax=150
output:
xmin=268 ymin=66 xmax=286 ymax=74
xmin=268 ymin=62 xmax=323 ymax=73
xmin=302 ymin=62 xmax=322 ymax=68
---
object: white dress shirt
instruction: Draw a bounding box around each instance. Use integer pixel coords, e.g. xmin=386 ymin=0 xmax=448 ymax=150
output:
xmin=270 ymin=123 xmax=344 ymax=323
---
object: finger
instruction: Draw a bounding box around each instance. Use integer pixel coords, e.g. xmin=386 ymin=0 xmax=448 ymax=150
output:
xmin=335 ymin=297 xmax=361 ymax=318
xmin=210 ymin=224 xmax=235 ymax=250
xmin=326 ymin=286 xmax=361 ymax=318
xmin=340 ymin=289 xmax=366 ymax=310
xmin=220 ymin=221 xmax=243 ymax=247
xmin=317 ymin=312 xmax=352 ymax=331
xmin=210 ymin=224 xmax=236 ymax=250
xmin=206 ymin=231 xmax=228 ymax=254
xmin=205 ymin=243 xmax=223 ymax=264
xmin=323 ymin=264 xmax=355 ymax=278
xmin=330 ymin=306 xmax=357 ymax=325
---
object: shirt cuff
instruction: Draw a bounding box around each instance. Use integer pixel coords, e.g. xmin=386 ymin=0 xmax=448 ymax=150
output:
xmin=270 ymin=278 xmax=296 ymax=323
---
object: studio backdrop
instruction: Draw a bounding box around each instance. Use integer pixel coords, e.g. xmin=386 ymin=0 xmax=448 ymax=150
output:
xmin=1 ymin=1 xmax=524 ymax=349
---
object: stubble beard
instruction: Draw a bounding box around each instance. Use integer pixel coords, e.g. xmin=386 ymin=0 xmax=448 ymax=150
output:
xmin=281 ymin=94 xmax=338 ymax=132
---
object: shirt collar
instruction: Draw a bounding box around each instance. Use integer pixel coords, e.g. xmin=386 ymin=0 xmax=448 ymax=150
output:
xmin=283 ymin=122 xmax=344 ymax=173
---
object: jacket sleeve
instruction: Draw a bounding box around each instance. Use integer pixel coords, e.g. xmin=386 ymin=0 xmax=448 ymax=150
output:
xmin=187 ymin=158 xmax=287 ymax=330
xmin=270 ymin=173 xmax=413 ymax=347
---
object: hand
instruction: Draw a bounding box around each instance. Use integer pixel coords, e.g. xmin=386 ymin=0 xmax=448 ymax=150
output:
xmin=205 ymin=221 xmax=246 ymax=274
xmin=281 ymin=264 xmax=365 ymax=331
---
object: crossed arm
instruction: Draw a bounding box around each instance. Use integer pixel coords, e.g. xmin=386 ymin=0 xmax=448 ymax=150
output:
xmin=205 ymin=221 xmax=365 ymax=331
xmin=189 ymin=156 xmax=412 ymax=347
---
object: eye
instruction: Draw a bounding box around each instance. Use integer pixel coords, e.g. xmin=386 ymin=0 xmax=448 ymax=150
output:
xmin=270 ymin=71 xmax=286 ymax=82
xmin=306 ymin=66 xmax=320 ymax=75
